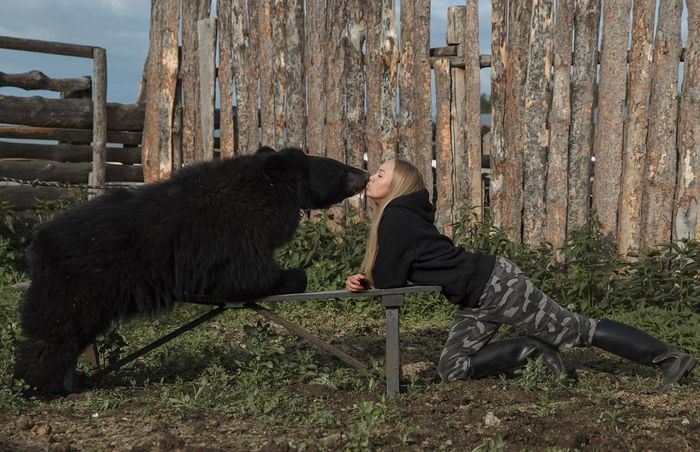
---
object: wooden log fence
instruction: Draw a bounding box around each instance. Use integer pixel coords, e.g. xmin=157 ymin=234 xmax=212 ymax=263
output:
xmin=2 ymin=1 xmax=699 ymax=254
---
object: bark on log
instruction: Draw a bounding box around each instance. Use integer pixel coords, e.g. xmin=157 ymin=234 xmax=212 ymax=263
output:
xmin=233 ymin=0 xmax=259 ymax=155
xmin=90 ymin=47 xmax=107 ymax=188
xmin=181 ymin=0 xmax=212 ymax=165
xmin=217 ymin=0 xmax=235 ymax=157
xmin=0 ymin=71 xmax=91 ymax=92
xmin=463 ymin=0 xmax=483 ymax=223
xmin=257 ymin=0 xmax=275 ymax=146
xmin=489 ymin=0 xmax=507 ymax=233
xmin=591 ymin=0 xmax=630 ymax=242
xmin=0 ymin=141 xmax=141 ymax=165
xmin=285 ymin=0 xmax=305 ymax=149
xmin=141 ymin=0 xmax=179 ymax=183
xmin=674 ymin=0 xmax=700 ymax=242
xmin=0 ymin=95 xmax=144 ymax=131
xmin=522 ymin=0 xmax=553 ymax=245
xmin=618 ymin=0 xmax=654 ymax=256
xmin=0 ymin=160 xmax=143 ymax=184
xmin=447 ymin=6 xmax=466 ymax=220
xmin=198 ymin=17 xmax=217 ymax=162
xmin=271 ymin=0 xmax=287 ymax=149
xmin=304 ymin=0 xmax=327 ymax=157
xmin=325 ymin=0 xmax=346 ymax=164
xmin=567 ymin=0 xmax=600 ymax=233
xmin=545 ymin=0 xmax=573 ymax=250
xmin=642 ymin=0 xmax=682 ymax=248
xmin=434 ymin=59 xmax=453 ymax=235
xmin=0 ymin=35 xmax=95 ymax=58
xmin=0 ymin=126 xmax=142 ymax=145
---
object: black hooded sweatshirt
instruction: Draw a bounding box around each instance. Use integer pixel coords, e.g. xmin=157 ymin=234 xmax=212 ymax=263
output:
xmin=372 ymin=188 xmax=496 ymax=307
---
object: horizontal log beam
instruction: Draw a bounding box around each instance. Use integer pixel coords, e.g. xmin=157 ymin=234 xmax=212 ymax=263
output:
xmin=0 ymin=126 xmax=142 ymax=145
xmin=0 ymin=95 xmax=144 ymax=131
xmin=0 ymin=160 xmax=143 ymax=184
xmin=0 ymin=140 xmax=141 ymax=164
xmin=0 ymin=70 xmax=91 ymax=92
xmin=0 ymin=185 xmax=82 ymax=211
xmin=0 ymin=35 xmax=98 ymax=58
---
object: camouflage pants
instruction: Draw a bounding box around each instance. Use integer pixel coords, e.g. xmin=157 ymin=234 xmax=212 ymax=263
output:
xmin=438 ymin=257 xmax=598 ymax=381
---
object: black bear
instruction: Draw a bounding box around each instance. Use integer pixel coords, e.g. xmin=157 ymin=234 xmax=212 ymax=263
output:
xmin=14 ymin=146 xmax=368 ymax=395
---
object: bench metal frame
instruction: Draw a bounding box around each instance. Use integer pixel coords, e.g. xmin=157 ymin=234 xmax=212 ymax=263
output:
xmin=91 ymin=286 xmax=441 ymax=398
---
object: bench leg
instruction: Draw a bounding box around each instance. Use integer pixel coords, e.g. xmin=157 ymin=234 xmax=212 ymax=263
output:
xmin=385 ymin=306 xmax=401 ymax=399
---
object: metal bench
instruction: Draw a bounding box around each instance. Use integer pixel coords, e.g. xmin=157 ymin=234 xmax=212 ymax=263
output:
xmin=91 ymin=286 xmax=441 ymax=398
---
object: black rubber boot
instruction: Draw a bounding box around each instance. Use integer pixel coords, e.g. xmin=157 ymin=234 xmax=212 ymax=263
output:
xmin=592 ymin=319 xmax=697 ymax=392
xmin=469 ymin=336 xmax=566 ymax=379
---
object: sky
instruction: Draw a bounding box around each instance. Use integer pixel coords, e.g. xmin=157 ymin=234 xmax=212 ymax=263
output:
xmin=0 ymin=1 xmax=689 ymax=104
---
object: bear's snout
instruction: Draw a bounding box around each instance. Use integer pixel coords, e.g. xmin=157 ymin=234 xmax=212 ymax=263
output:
xmin=346 ymin=169 xmax=369 ymax=193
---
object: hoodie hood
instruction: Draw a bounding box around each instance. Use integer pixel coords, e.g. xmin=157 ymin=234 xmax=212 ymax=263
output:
xmin=386 ymin=188 xmax=435 ymax=223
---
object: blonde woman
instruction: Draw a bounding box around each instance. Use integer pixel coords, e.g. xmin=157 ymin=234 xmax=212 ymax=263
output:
xmin=346 ymin=158 xmax=695 ymax=392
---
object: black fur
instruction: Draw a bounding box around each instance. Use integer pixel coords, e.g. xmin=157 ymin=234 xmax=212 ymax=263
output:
xmin=14 ymin=147 xmax=368 ymax=394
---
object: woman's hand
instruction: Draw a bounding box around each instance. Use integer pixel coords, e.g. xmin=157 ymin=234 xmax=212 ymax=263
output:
xmin=346 ymin=273 xmax=369 ymax=292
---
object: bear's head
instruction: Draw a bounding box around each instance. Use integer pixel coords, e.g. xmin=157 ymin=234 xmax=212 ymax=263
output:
xmin=259 ymin=146 xmax=369 ymax=209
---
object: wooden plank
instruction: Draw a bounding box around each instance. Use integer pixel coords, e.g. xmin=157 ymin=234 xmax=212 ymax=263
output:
xmin=257 ymin=0 xmax=275 ymax=147
xmin=434 ymin=59 xmax=453 ymax=235
xmin=344 ymin=0 xmax=366 ymax=215
xmin=0 ymin=185 xmax=83 ymax=212
xmin=0 ymin=95 xmax=144 ymax=131
xmin=591 ymin=0 xmax=630 ymax=242
xmin=618 ymin=0 xmax=654 ymax=256
xmin=217 ymin=0 xmax=235 ymax=157
xmin=198 ymin=18 xmax=217 ymax=162
xmin=642 ymin=0 xmax=682 ymax=248
xmin=463 ymin=0 xmax=482 ymax=223
xmin=545 ymin=0 xmax=574 ymax=250
xmin=0 ymin=141 xmax=141 ymax=165
xmin=489 ymin=0 xmax=507 ymax=231
xmin=0 ymin=160 xmax=143 ymax=184
xmin=447 ymin=6 xmax=466 ymax=223
xmin=141 ymin=0 xmax=180 ymax=183
xmin=285 ymin=0 xmax=305 ymax=149
xmin=90 ymin=48 xmax=107 ymax=189
xmin=567 ymin=0 xmax=600 ymax=233
xmin=181 ymin=0 xmax=212 ymax=165
xmin=399 ymin=0 xmax=432 ymax=198
xmin=233 ymin=0 xmax=259 ymax=155
xmin=500 ymin=1 xmax=531 ymax=242
xmin=674 ymin=0 xmax=700 ymax=242
xmin=271 ymin=0 xmax=287 ymax=149
xmin=522 ymin=0 xmax=553 ymax=245
xmin=0 ymin=126 xmax=141 ymax=146
xmin=304 ymin=0 xmax=327 ymax=157
xmin=0 ymin=35 xmax=95 ymax=58
xmin=0 ymin=71 xmax=90 ymax=92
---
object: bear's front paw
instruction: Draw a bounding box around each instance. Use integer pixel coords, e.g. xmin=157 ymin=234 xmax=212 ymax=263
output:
xmin=273 ymin=268 xmax=307 ymax=295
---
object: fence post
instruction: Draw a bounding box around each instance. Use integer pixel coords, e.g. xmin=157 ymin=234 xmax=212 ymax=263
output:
xmin=89 ymin=47 xmax=107 ymax=195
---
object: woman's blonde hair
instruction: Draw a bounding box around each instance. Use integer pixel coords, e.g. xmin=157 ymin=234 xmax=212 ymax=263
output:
xmin=362 ymin=159 xmax=424 ymax=284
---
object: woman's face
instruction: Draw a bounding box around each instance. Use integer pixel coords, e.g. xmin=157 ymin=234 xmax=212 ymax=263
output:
xmin=365 ymin=159 xmax=395 ymax=203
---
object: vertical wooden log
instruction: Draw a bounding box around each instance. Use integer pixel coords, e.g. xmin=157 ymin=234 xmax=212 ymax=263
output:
xmin=489 ymin=0 xmax=507 ymax=229
xmin=447 ymin=6 xmax=466 ymax=221
xmin=434 ymin=59 xmax=453 ymax=235
xmin=142 ymin=0 xmax=179 ymax=183
xmin=217 ymin=0 xmax=235 ymax=157
xmin=618 ymin=0 xmax=654 ymax=256
xmin=182 ymin=0 xmax=212 ymax=164
xmin=198 ymin=18 xmax=217 ymax=162
xmin=643 ymin=0 xmax=682 ymax=248
xmin=674 ymin=0 xmax=700 ymax=242
xmin=546 ymin=0 xmax=574 ymax=249
xmin=378 ymin=0 xmax=399 ymax=170
xmin=463 ymin=0 xmax=483 ymax=223
xmin=285 ymin=0 xmax=305 ymax=149
xmin=233 ymin=0 xmax=259 ymax=155
xmin=90 ymin=47 xmax=107 ymax=190
xmin=399 ymin=0 xmax=432 ymax=198
xmin=522 ymin=0 xmax=554 ymax=245
xmin=257 ymin=0 xmax=275 ymax=146
xmin=271 ymin=0 xmax=286 ymax=149
xmin=501 ymin=1 xmax=531 ymax=242
xmin=592 ymin=0 xmax=630 ymax=241
xmin=326 ymin=0 xmax=346 ymax=224
xmin=344 ymin=0 xmax=366 ymax=215
xmin=305 ymin=0 xmax=327 ymax=157
xmin=172 ymin=79 xmax=183 ymax=169
xmin=567 ymin=0 xmax=600 ymax=233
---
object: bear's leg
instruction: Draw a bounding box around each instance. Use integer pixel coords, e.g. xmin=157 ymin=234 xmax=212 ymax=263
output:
xmin=271 ymin=268 xmax=308 ymax=295
xmin=14 ymin=336 xmax=81 ymax=395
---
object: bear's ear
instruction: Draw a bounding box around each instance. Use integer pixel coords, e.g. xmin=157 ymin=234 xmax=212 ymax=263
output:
xmin=256 ymin=146 xmax=276 ymax=155
xmin=262 ymin=147 xmax=307 ymax=183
